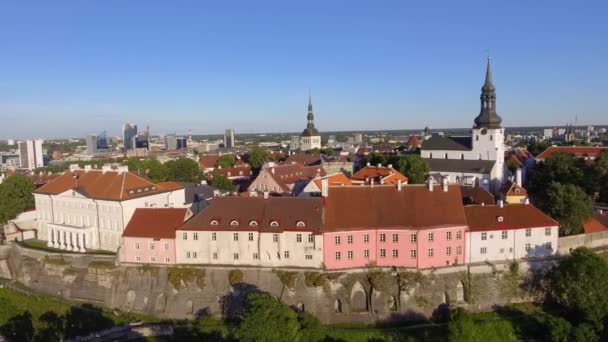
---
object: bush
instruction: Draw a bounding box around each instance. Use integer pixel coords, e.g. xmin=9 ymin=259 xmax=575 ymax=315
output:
xmin=168 ymin=267 xmax=206 ymax=289
xmin=228 ymin=270 xmax=243 ymax=286
xmin=304 ymin=272 xmax=328 ymax=288
xmin=273 ymin=270 xmax=298 ymax=290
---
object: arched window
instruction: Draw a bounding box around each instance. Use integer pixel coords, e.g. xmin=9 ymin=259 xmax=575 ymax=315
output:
xmin=249 ymin=220 xmax=258 ymax=227
xmin=270 ymin=221 xmax=279 ymax=227
xmin=461 ymin=153 xmax=464 ymax=160
xmin=230 ymin=220 xmax=239 ymax=226
xmin=429 ymin=153 xmax=433 ymax=159
xmin=296 ymin=221 xmax=306 ymax=227
xmin=210 ymin=220 xmax=219 ymax=226
xmin=445 ymin=153 xmax=448 ymax=159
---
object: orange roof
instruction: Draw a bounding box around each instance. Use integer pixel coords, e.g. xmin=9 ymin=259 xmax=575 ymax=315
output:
xmin=123 ymin=208 xmax=189 ymax=239
xmin=34 ymin=170 xmax=183 ymax=201
xmin=312 ymin=173 xmax=352 ymax=189
xmin=465 ymin=204 xmax=559 ymax=232
xmin=583 ymin=217 xmax=608 ymax=234
xmin=406 ymin=135 xmax=422 ymax=147
xmin=501 ymin=181 xmax=528 ymax=198
xmin=536 ymin=146 xmax=608 ymax=161
xmin=351 ymin=166 xmax=408 ymax=184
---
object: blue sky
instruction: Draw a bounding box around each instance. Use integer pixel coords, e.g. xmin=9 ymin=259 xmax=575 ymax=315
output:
xmin=1 ymin=1 xmax=607 ymax=139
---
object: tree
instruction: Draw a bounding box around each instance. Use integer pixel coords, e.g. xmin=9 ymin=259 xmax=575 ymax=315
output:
xmin=125 ymin=158 xmax=169 ymax=183
xmin=448 ymin=308 xmax=517 ymax=342
xmin=247 ymin=146 xmax=270 ymax=169
xmin=529 ymin=152 xmax=586 ymax=196
xmin=365 ymin=152 xmax=387 ymax=167
xmin=599 ymin=175 xmax=608 ymax=204
xmin=549 ymin=247 xmax=608 ymax=326
xmin=165 ymin=158 xmax=203 ymax=183
xmin=395 ymin=155 xmax=430 ymax=184
xmin=0 ymin=174 xmax=35 ymax=223
xmin=235 ymin=293 xmax=301 ymax=342
xmin=297 ymin=311 xmax=326 ymax=342
xmin=210 ymin=172 xmax=235 ymax=191
xmin=535 ymin=182 xmax=593 ymax=235
xmin=527 ymin=141 xmax=551 ymax=156
xmin=217 ymin=155 xmax=235 ymax=168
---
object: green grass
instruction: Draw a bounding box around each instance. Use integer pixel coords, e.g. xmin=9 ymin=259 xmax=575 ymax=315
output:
xmin=20 ymin=239 xmax=116 ymax=255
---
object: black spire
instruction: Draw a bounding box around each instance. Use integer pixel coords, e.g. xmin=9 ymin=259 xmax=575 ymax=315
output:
xmin=302 ymin=90 xmax=319 ymax=136
xmin=474 ymin=57 xmax=502 ymax=129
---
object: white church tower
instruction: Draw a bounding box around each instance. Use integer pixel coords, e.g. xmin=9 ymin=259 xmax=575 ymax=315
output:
xmin=300 ymin=92 xmax=321 ymax=151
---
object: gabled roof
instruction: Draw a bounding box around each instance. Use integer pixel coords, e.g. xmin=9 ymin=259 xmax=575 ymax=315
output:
xmin=179 ymin=197 xmax=323 ymax=233
xmin=460 ymin=186 xmax=495 ymax=205
xmin=199 ymin=154 xmax=221 ymax=169
xmin=406 ymin=135 xmax=422 ymax=147
xmin=123 ymin=208 xmax=189 ymax=239
xmin=214 ymin=166 xmax=252 ymax=178
xmin=422 ymin=135 xmax=472 ymax=151
xmin=536 ymin=146 xmax=608 ymax=161
xmin=312 ymin=173 xmax=352 ymax=189
xmin=465 ymin=204 xmax=559 ymax=232
xmin=583 ymin=217 xmax=608 ymax=234
xmin=323 ymin=185 xmax=467 ymax=232
xmin=502 ymin=181 xmax=528 ymax=198
xmin=252 ymin=164 xmax=326 ymax=193
xmin=351 ymin=166 xmax=408 ymax=184
xmin=34 ymin=170 xmax=183 ymax=201
xmin=285 ymin=153 xmax=321 ymax=166
xmin=424 ymin=158 xmax=495 ymax=174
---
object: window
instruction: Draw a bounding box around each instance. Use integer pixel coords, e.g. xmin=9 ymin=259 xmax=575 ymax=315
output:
xmin=456 ymin=231 xmax=462 ymax=240
xmin=480 ymin=247 xmax=487 ymax=254
xmin=545 ymin=228 xmax=551 ymax=236
xmin=183 ymin=232 xmax=188 ymax=240
xmin=428 ymin=248 xmax=434 ymax=257
xmin=347 ymin=235 xmax=353 ymax=244
xmin=364 ymin=234 xmax=370 ymax=243
xmin=164 ymin=243 xmax=169 ymax=251
xmin=305 ymin=255 xmax=313 ymax=260
xmin=347 ymin=251 xmax=353 ymax=259
xmin=273 ymin=234 xmax=279 ymax=242
xmin=499 ymin=248 xmax=504 ymax=254
xmin=410 ymin=250 xmax=417 ymax=258
xmin=446 ymin=232 xmax=452 ymax=240
xmin=526 ymin=229 xmax=531 ymax=237
xmin=456 ymin=246 xmax=462 ymax=255
xmin=525 ymin=243 xmax=531 ymax=252
xmin=392 ymin=249 xmax=399 ymax=258
xmin=253 ymin=253 xmax=259 ymax=259
xmin=212 ymin=252 xmax=218 ymax=259
xmin=392 ymin=234 xmax=399 ymax=242
xmin=186 ymin=251 xmax=191 ymax=259
xmin=284 ymin=251 xmax=290 ymax=259
xmin=150 ymin=256 xmax=156 ymax=262
xmin=380 ymin=249 xmax=386 ymax=258
xmin=233 ymin=233 xmax=239 ymax=241
xmin=234 ymin=253 xmax=239 ymax=260
xmin=446 ymin=247 xmax=452 ymax=256
xmin=509 ymin=247 xmax=513 ymax=253
xmin=428 ymin=233 xmax=434 ymax=242
xmin=410 ymin=234 xmax=417 ymax=243
xmin=547 ymin=242 xmax=552 ymax=249
xmin=502 ymin=231 xmax=508 ymax=240
xmin=270 ymin=221 xmax=279 ymax=227
xmin=380 ymin=233 xmax=386 ymax=242
xmin=165 ymin=257 xmax=171 ymax=263
xmin=193 ymin=232 xmax=198 ymax=240
xmin=249 ymin=220 xmax=258 ymax=227
xmin=481 ymin=232 xmax=487 ymax=240
xmin=335 ymin=252 xmax=341 ymax=260
xmin=149 ymin=243 xmax=155 ymax=250
xmin=297 ymin=221 xmax=306 ymax=227
xmin=136 ymin=256 xmax=141 ymax=261
xmin=210 ymin=220 xmax=219 ymax=226
xmin=364 ymin=250 xmax=369 ymax=259
xmin=296 ymin=234 xmax=302 ymax=242
xmin=192 ymin=252 xmax=197 ymax=258
xmin=335 ymin=236 xmax=341 ymax=245
xmin=135 ymin=243 xmax=140 ymax=250
xmin=308 ymin=234 xmax=314 ymax=243
xmin=230 ymin=220 xmax=239 ymax=226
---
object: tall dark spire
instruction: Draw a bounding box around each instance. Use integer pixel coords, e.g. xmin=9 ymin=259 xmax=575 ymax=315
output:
xmin=302 ymin=90 xmax=319 ymax=136
xmin=474 ymin=56 xmax=502 ymax=129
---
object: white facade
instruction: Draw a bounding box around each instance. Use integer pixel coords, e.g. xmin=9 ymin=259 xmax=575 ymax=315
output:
xmin=300 ymin=135 xmax=321 ymax=151
xmin=176 ymin=230 xmax=324 ymax=268
xmin=18 ymin=139 xmax=44 ymax=169
xmin=466 ymin=225 xmax=558 ymax=264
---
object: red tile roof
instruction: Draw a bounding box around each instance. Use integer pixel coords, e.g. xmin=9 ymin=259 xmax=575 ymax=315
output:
xmin=406 ymin=135 xmax=422 ymax=147
xmin=123 ymin=208 xmax=189 ymax=239
xmin=536 ymin=146 xmax=608 ymax=161
xmin=465 ymin=204 xmax=559 ymax=232
xmin=460 ymin=186 xmax=495 ymax=205
xmin=285 ymin=153 xmax=321 ymax=166
xmin=351 ymin=166 xmax=408 ymax=185
xmin=179 ymin=197 xmax=323 ymax=233
xmin=312 ymin=173 xmax=352 ymax=189
xmin=34 ymin=170 xmax=183 ymax=201
xmin=583 ymin=217 xmax=608 ymax=234
xmin=323 ymin=184 xmax=467 ymax=232
xmin=501 ymin=181 xmax=528 ymax=199
xmin=214 ymin=166 xmax=253 ymax=178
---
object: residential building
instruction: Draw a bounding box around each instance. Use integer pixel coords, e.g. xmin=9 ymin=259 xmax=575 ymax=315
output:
xmin=120 ymin=208 xmax=191 ymax=264
xmin=33 ymin=165 xmax=186 ymax=252
xmin=123 ymin=123 xmax=138 ymax=150
xmin=501 ymin=181 xmax=528 ymax=204
xmin=535 ymin=146 xmax=608 ymax=163
xmin=300 ymin=94 xmax=321 ymax=151
xmin=176 ymin=197 xmax=324 ymax=267
xmin=464 ymin=202 xmax=559 ymax=263
xmin=18 ymin=139 xmax=44 ymax=170
xmin=247 ymin=162 xmax=325 ymax=195
xmin=297 ymin=173 xmax=352 ymax=197
xmin=224 ymin=129 xmax=235 ymax=148
xmin=351 ymin=164 xmax=408 ymax=185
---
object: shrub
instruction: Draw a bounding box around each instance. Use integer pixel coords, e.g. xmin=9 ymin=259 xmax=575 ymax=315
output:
xmin=304 ymin=272 xmax=328 ymax=288
xmin=168 ymin=267 xmax=206 ymax=289
xmin=228 ymin=270 xmax=243 ymax=286
xmin=273 ymin=270 xmax=298 ymax=290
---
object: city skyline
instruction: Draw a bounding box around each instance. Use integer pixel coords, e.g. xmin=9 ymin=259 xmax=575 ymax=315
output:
xmin=1 ymin=1 xmax=607 ymax=139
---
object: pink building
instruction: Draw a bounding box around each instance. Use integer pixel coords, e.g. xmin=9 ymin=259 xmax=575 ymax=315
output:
xmin=323 ymin=184 xmax=468 ymax=270
xmin=121 ymin=208 xmax=191 ymax=264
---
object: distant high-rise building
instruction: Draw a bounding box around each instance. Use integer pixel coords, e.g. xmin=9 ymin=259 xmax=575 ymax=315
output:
xmin=123 ymin=123 xmax=138 ymax=149
xmin=133 ymin=135 xmax=149 ymax=150
xmin=176 ymin=137 xmax=187 ymax=149
xmin=354 ymin=133 xmax=363 ymax=144
xmin=543 ymin=129 xmax=553 ymax=139
xmin=289 ymin=136 xmax=300 ymax=150
xmin=86 ymin=134 xmax=98 ymax=155
xmin=18 ymin=139 xmax=44 ymax=169
xmin=165 ymin=134 xmax=177 ymax=151
xmin=224 ymin=129 xmax=235 ymax=148
xmin=97 ymin=131 xmax=109 ymax=150
xmin=7 ymin=139 xmax=14 ymax=146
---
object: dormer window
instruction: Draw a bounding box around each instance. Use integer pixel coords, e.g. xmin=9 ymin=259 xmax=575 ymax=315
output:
xmin=210 ymin=220 xmax=219 ymax=226
xmin=249 ymin=220 xmax=258 ymax=227
xmin=497 ymin=216 xmax=504 ymax=222
xmin=270 ymin=221 xmax=279 ymax=227
xmin=296 ymin=221 xmax=306 ymax=227
xmin=230 ymin=220 xmax=239 ymax=226
xmin=515 ymin=188 xmax=520 ymax=194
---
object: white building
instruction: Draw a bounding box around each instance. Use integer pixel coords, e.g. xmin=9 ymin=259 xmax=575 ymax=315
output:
xmin=18 ymin=139 xmax=44 ymax=170
xmin=464 ymin=202 xmax=559 ymax=264
xmin=421 ymin=59 xmax=506 ymax=194
xmin=176 ymin=196 xmax=324 ymax=268
xmin=224 ymin=129 xmax=235 ymax=148
xmin=300 ymin=94 xmax=321 ymax=151
xmin=33 ymin=165 xmax=186 ymax=252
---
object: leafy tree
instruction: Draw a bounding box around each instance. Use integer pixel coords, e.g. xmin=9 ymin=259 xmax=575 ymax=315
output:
xmin=124 ymin=158 xmax=169 ymax=183
xmin=217 ymin=155 xmax=235 ymax=168
xmin=529 ymin=152 xmax=586 ymax=195
xmin=599 ymin=175 xmax=608 ymax=204
xmin=320 ymin=147 xmax=335 ymax=156
xmin=247 ymin=146 xmax=270 ymax=169
xmin=527 ymin=141 xmax=551 ymax=156
xmin=235 ymin=293 xmax=301 ymax=342
xmin=549 ymin=247 xmax=608 ymax=326
xmin=165 ymin=158 xmax=203 ymax=183
xmin=0 ymin=311 xmax=34 ymax=342
xmin=594 ymin=150 xmax=608 ymax=179
xmin=395 ymin=154 xmax=430 ymax=184
xmin=0 ymin=174 xmax=35 ymax=223
xmin=297 ymin=311 xmax=326 ymax=342
xmin=540 ymin=314 xmax=572 ymax=342
xmin=364 ymin=152 xmax=387 ymax=167
xmin=210 ymin=172 xmax=235 ymax=191
xmin=535 ymin=182 xmax=593 ymax=235
xmin=571 ymin=323 xmax=599 ymax=342
xmin=448 ymin=308 xmax=517 ymax=342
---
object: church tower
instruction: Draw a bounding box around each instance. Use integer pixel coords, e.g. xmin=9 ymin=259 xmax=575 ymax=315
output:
xmin=471 ymin=57 xmax=505 ymax=191
xmin=300 ymin=92 xmax=321 ymax=151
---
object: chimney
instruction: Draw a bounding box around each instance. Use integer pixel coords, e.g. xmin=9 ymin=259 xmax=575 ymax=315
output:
xmin=380 ymin=177 xmax=384 ymax=185
xmin=428 ymin=177 xmax=434 ymax=191
xmin=69 ymin=164 xmax=79 ymax=172
xmin=366 ymin=162 xmax=371 ymax=167
xmin=516 ymin=168 xmax=523 ymax=187
xmin=84 ymin=165 xmax=92 ymax=172
xmin=377 ymin=163 xmax=382 ymax=168
xmin=117 ymin=165 xmax=129 ymax=174
xmin=271 ymin=168 xmax=275 ymax=174
xmin=498 ymin=199 xmax=504 ymax=208
xmin=370 ymin=178 xmax=374 ymax=187
xmin=397 ymin=179 xmax=402 ymax=191
xmin=263 ymin=191 xmax=269 ymax=199
xmin=481 ymin=202 xmax=485 ymax=206
xmin=524 ymin=198 xmax=530 ymax=205
xmin=388 ymin=164 xmax=392 ymax=169
xmin=442 ymin=177 xmax=448 ymax=192
xmin=101 ymin=165 xmax=112 ymax=173
xmin=249 ymin=191 xmax=258 ymax=197
xmin=213 ymin=190 xmax=220 ymax=197
xmin=321 ymin=178 xmax=329 ymax=197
